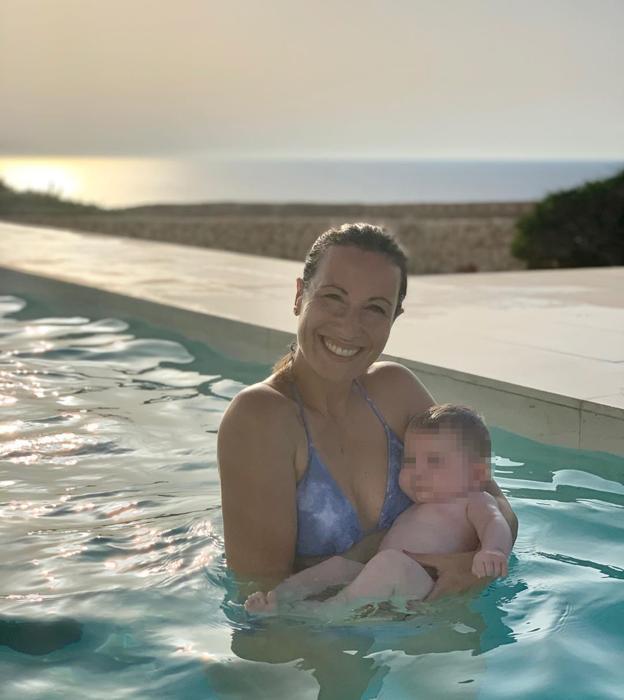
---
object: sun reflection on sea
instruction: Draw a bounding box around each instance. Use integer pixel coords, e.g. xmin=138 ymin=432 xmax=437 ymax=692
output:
xmin=0 ymin=160 xmax=80 ymax=199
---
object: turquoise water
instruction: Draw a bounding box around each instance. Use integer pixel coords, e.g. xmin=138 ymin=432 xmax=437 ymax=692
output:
xmin=1 ymin=294 xmax=622 ymax=699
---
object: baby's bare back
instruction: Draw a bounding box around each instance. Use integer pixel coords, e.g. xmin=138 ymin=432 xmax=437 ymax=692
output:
xmin=379 ymin=500 xmax=479 ymax=555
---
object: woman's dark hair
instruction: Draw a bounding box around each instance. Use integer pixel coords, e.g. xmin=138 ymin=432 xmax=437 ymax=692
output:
xmin=273 ymin=222 xmax=409 ymax=375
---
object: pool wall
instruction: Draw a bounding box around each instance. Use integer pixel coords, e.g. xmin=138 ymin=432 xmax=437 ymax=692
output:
xmin=2 ymin=261 xmax=623 ymax=458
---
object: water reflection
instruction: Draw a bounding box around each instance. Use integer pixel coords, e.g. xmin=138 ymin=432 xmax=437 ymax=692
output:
xmin=219 ymin=577 xmax=524 ymax=700
xmin=1 ymin=293 xmax=622 ymax=698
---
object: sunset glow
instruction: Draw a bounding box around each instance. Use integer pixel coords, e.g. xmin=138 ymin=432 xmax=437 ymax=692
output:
xmin=1 ymin=160 xmax=80 ymax=198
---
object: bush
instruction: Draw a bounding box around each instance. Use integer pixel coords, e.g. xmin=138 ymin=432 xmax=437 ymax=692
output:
xmin=511 ymin=169 xmax=624 ymax=268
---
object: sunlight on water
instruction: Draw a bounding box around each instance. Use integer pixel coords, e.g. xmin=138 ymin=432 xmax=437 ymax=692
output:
xmin=0 ymin=293 xmax=622 ymax=699
xmin=1 ymin=156 xmax=622 ymax=207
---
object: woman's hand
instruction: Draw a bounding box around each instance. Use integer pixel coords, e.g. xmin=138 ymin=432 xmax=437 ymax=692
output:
xmin=402 ymin=550 xmax=493 ymax=601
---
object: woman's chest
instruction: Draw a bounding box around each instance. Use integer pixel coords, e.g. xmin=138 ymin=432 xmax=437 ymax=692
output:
xmin=293 ymin=405 xmax=396 ymax=531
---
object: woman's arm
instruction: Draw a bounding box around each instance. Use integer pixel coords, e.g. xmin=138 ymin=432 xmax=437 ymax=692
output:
xmin=218 ymin=386 xmax=298 ymax=599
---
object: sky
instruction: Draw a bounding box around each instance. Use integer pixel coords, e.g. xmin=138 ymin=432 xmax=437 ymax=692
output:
xmin=1 ymin=0 xmax=623 ymax=161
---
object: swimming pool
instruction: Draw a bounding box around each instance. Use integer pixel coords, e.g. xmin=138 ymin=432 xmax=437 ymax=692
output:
xmin=1 ymin=293 xmax=622 ymax=699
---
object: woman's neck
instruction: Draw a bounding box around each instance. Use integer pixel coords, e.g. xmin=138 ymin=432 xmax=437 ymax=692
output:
xmin=289 ymin=356 xmax=358 ymax=419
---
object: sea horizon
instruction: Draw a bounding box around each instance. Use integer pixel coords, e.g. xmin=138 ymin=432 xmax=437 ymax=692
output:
xmin=1 ymin=156 xmax=622 ymax=209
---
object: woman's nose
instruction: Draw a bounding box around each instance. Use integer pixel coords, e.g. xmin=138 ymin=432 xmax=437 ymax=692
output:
xmin=333 ymin=304 xmax=364 ymax=332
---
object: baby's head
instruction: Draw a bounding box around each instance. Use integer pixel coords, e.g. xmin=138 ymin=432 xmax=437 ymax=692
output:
xmin=400 ymin=404 xmax=492 ymax=503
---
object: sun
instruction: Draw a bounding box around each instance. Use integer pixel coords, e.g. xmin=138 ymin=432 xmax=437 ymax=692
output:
xmin=0 ymin=160 xmax=80 ymax=199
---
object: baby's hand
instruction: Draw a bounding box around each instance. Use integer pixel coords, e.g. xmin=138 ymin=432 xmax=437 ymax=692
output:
xmin=471 ymin=549 xmax=508 ymax=578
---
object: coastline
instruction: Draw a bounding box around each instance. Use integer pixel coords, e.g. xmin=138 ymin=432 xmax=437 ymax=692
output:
xmin=1 ymin=200 xmax=534 ymax=274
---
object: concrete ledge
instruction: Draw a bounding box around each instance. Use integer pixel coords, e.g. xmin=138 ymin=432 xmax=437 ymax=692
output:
xmin=0 ymin=267 xmax=293 ymax=366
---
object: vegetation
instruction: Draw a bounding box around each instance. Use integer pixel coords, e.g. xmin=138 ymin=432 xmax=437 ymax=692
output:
xmin=512 ymin=169 xmax=624 ymax=268
xmin=0 ymin=179 xmax=103 ymax=216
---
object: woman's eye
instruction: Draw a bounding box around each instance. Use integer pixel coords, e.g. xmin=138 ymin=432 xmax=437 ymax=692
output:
xmin=368 ymin=305 xmax=386 ymax=315
xmin=324 ymin=293 xmax=343 ymax=301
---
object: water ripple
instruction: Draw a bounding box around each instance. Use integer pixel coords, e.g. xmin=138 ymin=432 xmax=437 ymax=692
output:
xmin=2 ymin=294 xmax=623 ymax=698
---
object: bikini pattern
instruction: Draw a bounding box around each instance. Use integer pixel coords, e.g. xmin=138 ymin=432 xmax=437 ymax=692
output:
xmin=293 ymin=379 xmax=412 ymax=557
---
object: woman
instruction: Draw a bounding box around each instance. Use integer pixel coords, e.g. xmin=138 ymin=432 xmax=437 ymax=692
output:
xmin=218 ymin=223 xmax=517 ymax=600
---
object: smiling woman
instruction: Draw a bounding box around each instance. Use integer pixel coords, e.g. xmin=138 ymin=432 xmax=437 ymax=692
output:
xmin=272 ymin=223 xmax=407 ymax=377
xmin=217 ymin=222 xmax=518 ymax=602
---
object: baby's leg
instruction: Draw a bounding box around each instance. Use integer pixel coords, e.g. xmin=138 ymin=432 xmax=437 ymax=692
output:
xmin=328 ymin=549 xmax=434 ymax=606
xmin=274 ymin=556 xmax=364 ymax=600
xmin=245 ymin=556 xmax=364 ymax=613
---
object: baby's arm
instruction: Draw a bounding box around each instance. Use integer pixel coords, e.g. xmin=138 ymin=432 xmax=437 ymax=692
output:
xmin=466 ymin=492 xmax=513 ymax=578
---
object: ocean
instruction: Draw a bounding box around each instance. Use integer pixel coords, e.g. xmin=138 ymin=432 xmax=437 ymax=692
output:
xmin=1 ymin=157 xmax=622 ymax=209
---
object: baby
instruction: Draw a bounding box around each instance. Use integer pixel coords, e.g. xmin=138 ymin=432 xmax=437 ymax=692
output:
xmin=245 ymin=403 xmax=513 ymax=614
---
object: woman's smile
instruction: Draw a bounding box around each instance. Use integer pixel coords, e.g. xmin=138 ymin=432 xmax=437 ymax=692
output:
xmin=320 ymin=335 xmax=363 ymax=358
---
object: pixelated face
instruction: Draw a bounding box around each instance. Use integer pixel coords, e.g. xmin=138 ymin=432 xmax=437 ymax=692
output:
xmin=399 ymin=427 xmax=485 ymax=502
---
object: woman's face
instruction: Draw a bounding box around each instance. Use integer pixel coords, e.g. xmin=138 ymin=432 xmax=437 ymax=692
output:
xmin=293 ymin=245 xmax=402 ymax=381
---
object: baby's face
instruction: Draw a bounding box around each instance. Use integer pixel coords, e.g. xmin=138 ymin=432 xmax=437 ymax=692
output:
xmin=399 ymin=428 xmax=485 ymax=503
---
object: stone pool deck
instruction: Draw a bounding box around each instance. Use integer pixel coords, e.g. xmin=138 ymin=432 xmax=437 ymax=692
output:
xmin=1 ymin=220 xmax=623 ymax=456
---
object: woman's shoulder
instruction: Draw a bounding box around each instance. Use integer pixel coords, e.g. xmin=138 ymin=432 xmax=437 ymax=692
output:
xmin=217 ymin=377 xmax=300 ymax=475
xmin=220 ymin=374 xmax=299 ymax=432
xmin=360 ymin=361 xmax=435 ymax=429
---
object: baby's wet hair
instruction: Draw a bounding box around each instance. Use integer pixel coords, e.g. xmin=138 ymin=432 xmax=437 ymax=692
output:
xmin=407 ymin=403 xmax=492 ymax=466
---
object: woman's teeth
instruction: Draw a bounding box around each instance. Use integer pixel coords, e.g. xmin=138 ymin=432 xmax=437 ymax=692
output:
xmin=322 ymin=337 xmax=359 ymax=357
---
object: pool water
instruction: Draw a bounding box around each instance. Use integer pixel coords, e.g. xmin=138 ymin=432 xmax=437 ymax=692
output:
xmin=1 ymin=294 xmax=622 ymax=700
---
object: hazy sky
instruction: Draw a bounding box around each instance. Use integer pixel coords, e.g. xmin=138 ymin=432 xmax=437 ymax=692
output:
xmin=1 ymin=0 xmax=623 ymax=159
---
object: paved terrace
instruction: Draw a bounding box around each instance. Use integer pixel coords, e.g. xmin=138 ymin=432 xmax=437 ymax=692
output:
xmin=1 ymin=221 xmax=623 ymax=456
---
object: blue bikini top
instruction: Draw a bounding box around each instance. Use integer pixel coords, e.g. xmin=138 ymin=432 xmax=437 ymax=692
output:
xmin=292 ymin=379 xmax=412 ymax=558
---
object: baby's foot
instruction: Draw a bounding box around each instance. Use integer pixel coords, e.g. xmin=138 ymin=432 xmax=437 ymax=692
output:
xmin=244 ymin=590 xmax=278 ymax=614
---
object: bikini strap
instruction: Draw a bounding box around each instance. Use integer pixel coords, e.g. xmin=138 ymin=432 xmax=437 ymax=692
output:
xmin=293 ymin=379 xmax=391 ymax=448
xmin=354 ymin=378 xmax=391 ymax=433
xmin=290 ymin=382 xmax=314 ymax=448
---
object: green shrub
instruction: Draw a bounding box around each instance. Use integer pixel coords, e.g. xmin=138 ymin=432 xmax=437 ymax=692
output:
xmin=512 ymin=169 xmax=624 ymax=268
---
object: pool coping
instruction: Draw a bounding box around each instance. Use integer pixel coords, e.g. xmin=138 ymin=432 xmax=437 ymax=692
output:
xmin=2 ymin=262 xmax=623 ymax=457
